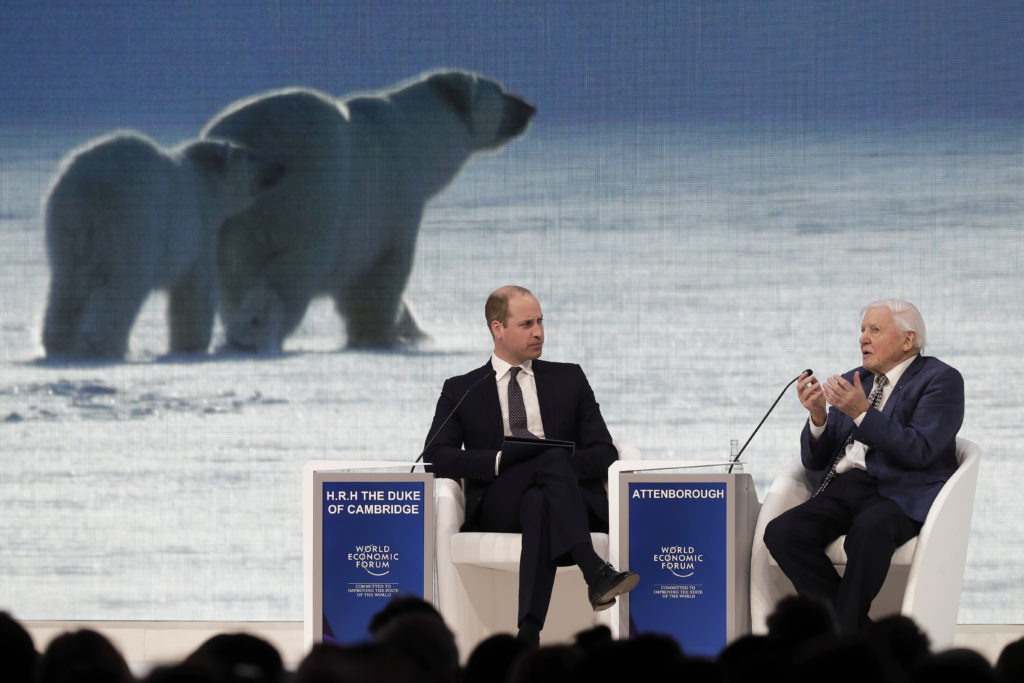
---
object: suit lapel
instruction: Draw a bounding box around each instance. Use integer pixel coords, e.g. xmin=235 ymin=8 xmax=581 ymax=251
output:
xmin=533 ymin=360 xmax=557 ymax=434
xmin=881 ymin=354 xmax=924 ymax=418
xmin=477 ymin=361 xmax=504 ymax=440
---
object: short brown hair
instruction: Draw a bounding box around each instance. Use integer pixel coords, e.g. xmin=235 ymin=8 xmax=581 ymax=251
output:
xmin=485 ymin=285 xmax=533 ymax=328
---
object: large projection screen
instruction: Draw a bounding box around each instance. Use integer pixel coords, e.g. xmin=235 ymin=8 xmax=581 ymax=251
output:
xmin=1 ymin=2 xmax=1020 ymax=626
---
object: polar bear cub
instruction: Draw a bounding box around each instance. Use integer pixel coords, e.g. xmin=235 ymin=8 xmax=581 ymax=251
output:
xmin=202 ymin=70 xmax=535 ymax=351
xmin=41 ymin=131 xmax=285 ymax=359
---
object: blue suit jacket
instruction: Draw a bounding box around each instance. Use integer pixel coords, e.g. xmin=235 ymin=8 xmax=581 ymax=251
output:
xmin=801 ymin=354 xmax=965 ymax=522
xmin=424 ymin=359 xmax=617 ymax=530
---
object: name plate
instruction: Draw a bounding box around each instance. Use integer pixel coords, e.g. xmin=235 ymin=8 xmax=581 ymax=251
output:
xmin=313 ymin=472 xmax=433 ymax=644
xmin=617 ymin=473 xmax=754 ymax=657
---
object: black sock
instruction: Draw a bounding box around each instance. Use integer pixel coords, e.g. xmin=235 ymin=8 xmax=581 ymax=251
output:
xmin=518 ymin=615 xmax=542 ymax=643
xmin=571 ymin=543 xmax=606 ymax=584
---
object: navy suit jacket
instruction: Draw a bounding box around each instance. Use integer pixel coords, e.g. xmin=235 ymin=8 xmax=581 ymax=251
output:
xmin=801 ymin=354 xmax=965 ymax=522
xmin=424 ymin=359 xmax=617 ymax=530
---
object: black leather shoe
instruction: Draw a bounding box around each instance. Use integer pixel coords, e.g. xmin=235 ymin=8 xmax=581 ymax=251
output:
xmin=587 ymin=563 xmax=639 ymax=611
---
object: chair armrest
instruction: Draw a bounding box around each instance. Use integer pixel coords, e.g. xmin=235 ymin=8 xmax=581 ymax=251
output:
xmin=434 ymin=477 xmax=466 ymax=615
xmin=613 ymin=439 xmax=641 ymax=462
xmin=759 ymin=461 xmax=812 ymax=523
xmin=435 ymin=477 xmax=465 ymax=536
xmin=756 ymin=461 xmax=811 ymax=567
xmin=899 ymin=441 xmax=980 ymax=647
xmin=750 ymin=460 xmax=810 ymax=632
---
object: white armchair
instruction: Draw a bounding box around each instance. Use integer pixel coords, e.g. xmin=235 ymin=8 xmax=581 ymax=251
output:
xmin=434 ymin=441 xmax=640 ymax=657
xmin=750 ymin=436 xmax=980 ymax=648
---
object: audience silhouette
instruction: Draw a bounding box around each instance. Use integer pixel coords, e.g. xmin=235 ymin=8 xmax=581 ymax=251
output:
xmin=2 ymin=596 xmax=1016 ymax=683
xmin=864 ymin=615 xmax=932 ymax=678
xmin=462 ymin=633 xmax=530 ymax=683
xmin=765 ymin=594 xmax=839 ymax=656
xmin=36 ymin=628 xmax=132 ymax=683
xmin=183 ymin=633 xmax=286 ymax=683
xmin=0 ymin=611 xmax=37 ymax=683
xmin=996 ymin=636 xmax=1024 ymax=683
xmin=911 ymin=647 xmax=996 ymax=683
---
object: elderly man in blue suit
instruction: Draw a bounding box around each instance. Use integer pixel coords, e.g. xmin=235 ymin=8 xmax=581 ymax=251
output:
xmin=764 ymin=299 xmax=965 ymax=633
xmin=424 ymin=285 xmax=638 ymax=644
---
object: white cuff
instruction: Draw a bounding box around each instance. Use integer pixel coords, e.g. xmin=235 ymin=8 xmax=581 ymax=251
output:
xmin=808 ymin=416 xmax=826 ymax=439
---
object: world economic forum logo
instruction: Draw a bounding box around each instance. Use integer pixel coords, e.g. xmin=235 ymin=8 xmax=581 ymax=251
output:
xmin=347 ymin=544 xmax=400 ymax=577
xmin=652 ymin=545 xmax=704 ymax=578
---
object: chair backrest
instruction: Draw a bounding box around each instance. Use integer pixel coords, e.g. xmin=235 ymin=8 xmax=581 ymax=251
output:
xmin=898 ymin=435 xmax=980 ymax=647
xmin=940 ymin=436 xmax=981 ymax=505
xmin=954 ymin=436 xmax=977 ymax=466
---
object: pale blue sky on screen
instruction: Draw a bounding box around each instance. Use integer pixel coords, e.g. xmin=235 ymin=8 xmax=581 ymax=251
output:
xmin=2 ymin=0 xmax=1022 ymax=128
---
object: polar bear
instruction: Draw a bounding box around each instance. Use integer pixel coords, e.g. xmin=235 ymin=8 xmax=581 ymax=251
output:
xmin=202 ymin=70 xmax=535 ymax=351
xmin=41 ymin=131 xmax=285 ymax=359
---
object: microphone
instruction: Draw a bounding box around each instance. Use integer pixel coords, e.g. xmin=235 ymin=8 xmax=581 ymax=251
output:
xmin=411 ymin=368 xmax=496 ymax=472
xmin=728 ymin=369 xmax=813 ymax=474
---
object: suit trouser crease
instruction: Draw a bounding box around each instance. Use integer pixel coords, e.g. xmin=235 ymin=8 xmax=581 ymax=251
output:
xmin=763 ymin=469 xmax=922 ymax=631
xmin=478 ymin=450 xmax=596 ymax=626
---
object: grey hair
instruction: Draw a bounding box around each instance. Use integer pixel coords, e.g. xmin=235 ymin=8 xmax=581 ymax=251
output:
xmin=861 ymin=299 xmax=926 ymax=351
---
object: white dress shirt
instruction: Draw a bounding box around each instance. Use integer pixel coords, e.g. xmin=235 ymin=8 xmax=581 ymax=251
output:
xmin=491 ymin=353 xmax=546 ymax=474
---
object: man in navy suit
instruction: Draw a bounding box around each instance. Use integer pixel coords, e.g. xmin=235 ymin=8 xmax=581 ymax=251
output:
xmin=424 ymin=285 xmax=638 ymax=643
xmin=764 ymin=299 xmax=964 ymax=633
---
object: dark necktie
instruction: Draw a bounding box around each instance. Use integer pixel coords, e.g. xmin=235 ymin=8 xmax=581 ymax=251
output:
xmin=507 ymin=367 xmax=536 ymax=438
xmin=812 ymin=374 xmax=889 ymax=497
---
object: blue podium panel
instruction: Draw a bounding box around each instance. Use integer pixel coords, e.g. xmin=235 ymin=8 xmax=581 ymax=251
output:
xmin=618 ymin=473 xmax=756 ymax=657
xmin=312 ymin=472 xmax=433 ymax=645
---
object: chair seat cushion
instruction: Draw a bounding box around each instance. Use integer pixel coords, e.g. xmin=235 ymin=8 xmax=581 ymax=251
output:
xmin=451 ymin=532 xmax=611 ymax=572
xmin=768 ymin=535 xmax=918 ymax=567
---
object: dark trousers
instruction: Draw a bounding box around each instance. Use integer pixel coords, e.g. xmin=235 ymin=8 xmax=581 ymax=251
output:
xmin=478 ymin=448 xmax=602 ymax=627
xmin=763 ymin=468 xmax=922 ymax=633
